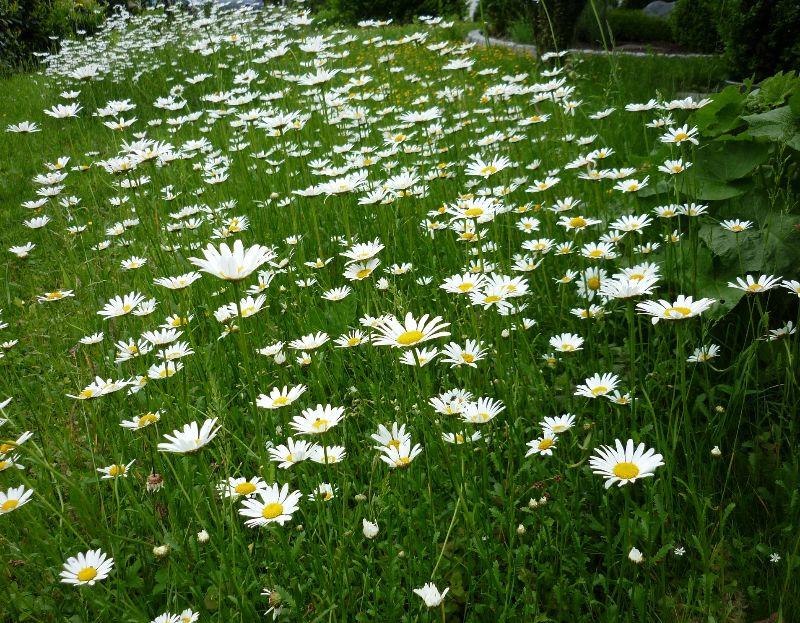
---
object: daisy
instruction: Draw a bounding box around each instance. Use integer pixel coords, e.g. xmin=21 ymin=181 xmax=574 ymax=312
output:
xmin=636 ymin=295 xmax=715 ymax=323
xmin=727 ymin=274 xmax=782 ymax=294
xmin=525 ymin=435 xmax=557 ymax=457
xmin=268 ymin=437 xmax=315 ymax=469
xmin=157 ymin=418 xmax=220 ymax=454
xmin=309 ymin=445 xmax=347 ymax=464
xmin=589 ymin=439 xmax=664 ymax=488
xmin=461 ymin=397 xmax=505 ymax=424
xmin=541 ymin=413 xmax=576 ymax=435
xmin=781 ymin=280 xmax=800 ymax=297
xmin=239 ymin=483 xmax=301 ymax=527
xmin=687 ymin=344 xmax=720 ymax=363
xmin=660 ymin=125 xmax=699 ymax=145
xmin=378 ymin=439 xmax=423 ymax=468
xmin=334 ymin=330 xmax=367 ymax=348
xmin=344 ymin=258 xmax=380 ymax=281
xmin=371 ymin=312 xmax=450 ymax=348
xmin=720 ymin=219 xmax=752 ymax=233
xmin=371 ymin=422 xmax=412 ymax=451
xmin=38 ymin=290 xmax=75 ymax=303
xmin=549 ymin=333 xmax=583 ymax=353
xmin=413 ymin=583 xmax=449 ymax=608
xmin=290 ymin=404 xmax=345 ymax=435
xmin=442 ymin=430 xmax=483 ymax=444
xmin=60 ymin=549 xmax=114 ymax=586
xmin=120 ymin=411 xmax=162 ymax=430
xmin=189 ymin=240 xmax=275 ymax=281
xmin=256 ymin=385 xmax=307 ymax=409
xmin=0 ymin=485 xmax=33 ymax=514
xmin=439 ymin=339 xmax=487 ymax=367
xmin=308 ymin=483 xmax=337 ymax=502
xmin=340 ymin=238 xmax=384 ymax=263
xmin=399 ymin=347 xmax=439 ymax=366
xmin=218 ymin=476 xmax=269 ymax=499
xmin=288 ymin=332 xmax=329 ymax=350
xmin=97 ymin=292 xmax=145 ymax=319
xmin=97 ymin=460 xmax=135 ymax=479
xmin=575 ymin=373 xmax=620 ymax=399
xmin=465 ymin=154 xmax=513 ymax=178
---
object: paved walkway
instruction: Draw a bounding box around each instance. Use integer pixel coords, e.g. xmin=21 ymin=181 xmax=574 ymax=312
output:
xmin=466 ymin=29 xmax=718 ymax=59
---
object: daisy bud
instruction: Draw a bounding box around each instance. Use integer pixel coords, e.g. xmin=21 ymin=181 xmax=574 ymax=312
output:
xmin=274 ymin=351 xmax=286 ymax=365
xmin=146 ymin=473 xmax=164 ymax=493
xmin=362 ymin=519 xmax=379 ymax=539
xmin=538 ymin=496 xmax=547 ymax=506
xmin=397 ymin=550 xmax=405 ymax=559
xmin=197 ymin=529 xmax=210 ymax=544
xmin=715 ymin=405 xmax=725 ymax=413
xmin=516 ymin=524 xmax=526 ymax=535
xmin=628 ymin=547 xmax=644 ymax=564
xmin=711 ymin=445 xmax=721 ymax=457
xmin=501 ymin=329 xmax=510 ymax=338
xmin=354 ymin=493 xmax=367 ymax=502
xmin=528 ymin=498 xmax=538 ymax=509
xmin=153 ymin=544 xmax=170 ymax=558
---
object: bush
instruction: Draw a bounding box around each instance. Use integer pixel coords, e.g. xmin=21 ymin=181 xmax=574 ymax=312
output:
xmin=0 ymin=0 xmax=106 ymax=72
xmin=318 ymin=0 xmax=464 ymax=25
xmin=577 ymin=6 xmax=675 ymax=45
xmin=718 ymin=0 xmax=800 ymax=82
xmin=483 ymin=0 xmax=587 ymax=49
xmin=671 ymin=0 xmax=723 ymax=53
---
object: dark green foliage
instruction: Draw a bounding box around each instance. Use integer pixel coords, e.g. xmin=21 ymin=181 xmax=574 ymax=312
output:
xmin=314 ymin=0 xmax=464 ymax=25
xmin=718 ymin=0 xmax=800 ymax=81
xmin=671 ymin=0 xmax=723 ymax=53
xmin=0 ymin=0 xmax=106 ymax=72
xmin=482 ymin=0 xmax=587 ymax=49
xmin=576 ymin=7 xmax=675 ymax=45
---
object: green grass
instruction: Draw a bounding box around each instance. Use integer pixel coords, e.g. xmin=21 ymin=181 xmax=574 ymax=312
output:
xmin=0 ymin=5 xmax=797 ymax=623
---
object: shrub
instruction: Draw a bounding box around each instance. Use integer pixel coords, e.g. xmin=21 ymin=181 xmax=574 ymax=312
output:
xmin=671 ymin=0 xmax=723 ymax=53
xmin=319 ymin=0 xmax=464 ymax=25
xmin=577 ymin=6 xmax=675 ymax=45
xmin=0 ymin=0 xmax=106 ymax=72
xmin=483 ymin=0 xmax=587 ymax=49
xmin=718 ymin=0 xmax=800 ymax=82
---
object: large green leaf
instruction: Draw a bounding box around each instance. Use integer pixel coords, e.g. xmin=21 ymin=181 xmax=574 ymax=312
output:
xmin=692 ymin=85 xmax=746 ymax=137
xmin=743 ymin=105 xmax=800 ymax=150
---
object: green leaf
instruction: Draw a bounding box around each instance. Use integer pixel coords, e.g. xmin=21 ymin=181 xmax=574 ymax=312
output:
xmin=691 ymin=85 xmax=746 ymax=137
xmin=743 ymin=106 xmax=800 ymax=150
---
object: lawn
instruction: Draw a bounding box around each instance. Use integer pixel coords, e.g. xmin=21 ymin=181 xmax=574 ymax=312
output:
xmin=0 ymin=4 xmax=798 ymax=622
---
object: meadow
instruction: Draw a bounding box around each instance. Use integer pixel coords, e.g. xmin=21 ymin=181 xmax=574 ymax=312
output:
xmin=0 ymin=3 xmax=798 ymax=622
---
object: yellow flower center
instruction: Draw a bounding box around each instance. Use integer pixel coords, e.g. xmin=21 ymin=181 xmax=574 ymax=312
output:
xmin=462 ymin=353 xmax=475 ymax=363
xmin=122 ymin=305 xmax=132 ymax=313
xmin=395 ymin=456 xmax=411 ymax=467
xmin=591 ymin=385 xmax=608 ymax=396
xmin=538 ymin=438 xmax=554 ymax=451
xmin=457 ymin=283 xmax=474 ymax=292
xmin=1 ymin=499 xmax=19 ymax=511
xmin=484 ymin=295 xmax=501 ymax=303
xmin=673 ymin=132 xmax=689 ymax=142
xmin=480 ymin=166 xmax=497 ymax=176
xmin=664 ymin=306 xmax=692 ymax=318
xmin=312 ymin=418 xmax=329 ymax=431
xmin=0 ymin=443 xmax=15 ymax=454
xmin=355 ymin=268 xmax=373 ymax=279
xmin=463 ymin=207 xmax=484 ymax=218
xmin=588 ymin=249 xmax=604 ymax=258
xmin=108 ymin=464 xmax=125 ymax=477
xmin=262 ymin=502 xmax=283 ymax=519
xmin=138 ymin=413 xmax=158 ymax=427
xmin=587 ymin=277 xmax=600 ymax=290
xmin=747 ymin=284 xmax=764 ymax=292
xmin=78 ymin=389 xmax=95 ymax=399
xmin=568 ymin=217 xmax=587 ymax=228
xmin=396 ymin=330 xmax=424 ymax=346
xmin=235 ymin=482 xmax=257 ymax=495
xmin=347 ymin=337 xmax=361 ymax=346
xmin=272 ymin=396 xmax=289 ymax=407
xmin=77 ymin=567 xmax=97 ymax=582
xmin=387 ymin=439 xmax=401 ymax=449
xmin=0 ymin=461 xmax=8 ymax=470
xmin=613 ymin=462 xmax=640 ymax=480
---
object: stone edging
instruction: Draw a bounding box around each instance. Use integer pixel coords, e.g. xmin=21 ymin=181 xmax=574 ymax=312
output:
xmin=466 ymin=29 xmax=718 ymax=59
